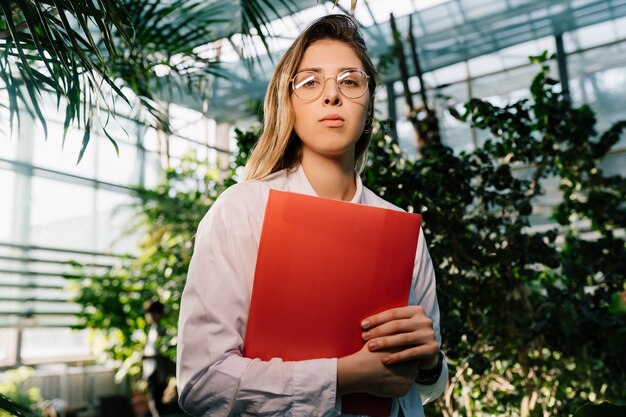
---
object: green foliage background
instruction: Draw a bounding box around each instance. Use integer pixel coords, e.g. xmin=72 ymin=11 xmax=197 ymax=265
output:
xmin=68 ymin=59 xmax=626 ymax=416
xmin=0 ymin=368 xmax=42 ymax=417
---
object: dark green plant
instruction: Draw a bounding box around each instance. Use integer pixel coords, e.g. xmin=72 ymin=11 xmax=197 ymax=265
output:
xmin=362 ymin=53 xmax=625 ymax=416
xmin=443 ymin=54 xmax=626 ymax=416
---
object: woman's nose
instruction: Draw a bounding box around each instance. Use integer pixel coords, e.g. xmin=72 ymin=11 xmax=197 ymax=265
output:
xmin=322 ymin=78 xmax=341 ymax=105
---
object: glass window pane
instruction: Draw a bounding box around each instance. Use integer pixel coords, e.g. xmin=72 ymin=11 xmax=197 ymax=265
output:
xmin=395 ymin=118 xmax=418 ymax=158
xmin=0 ymin=99 xmax=18 ymax=148
xmin=142 ymin=128 xmax=160 ymax=152
xmin=436 ymin=82 xmax=473 ymax=153
xmin=0 ymin=140 xmax=18 ymax=159
xmin=429 ymin=62 xmax=468 ymax=86
xmin=468 ymin=36 xmax=555 ymax=78
xmin=21 ymin=328 xmax=92 ymax=363
xmin=366 ymin=0 xmax=418 ymax=25
xmin=96 ymin=138 xmax=142 ymax=186
xmin=30 ymin=177 xmax=95 ymax=250
xmin=32 ymin=123 xmax=97 ymax=179
xmin=144 ymin=152 xmax=163 ymax=189
xmin=95 ymin=189 xmax=140 ymax=254
xmin=0 ymin=328 xmax=17 ymax=365
xmin=170 ymin=104 xmax=207 ymax=142
xmin=0 ymin=169 xmax=15 ymax=242
xmin=470 ymin=64 xmax=541 ymax=101
xmin=169 ymin=135 xmax=198 ymax=160
xmin=565 ymin=19 xmax=622 ymax=51
xmin=0 ymin=131 xmax=18 ymax=159
xmin=600 ymin=152 xmax=626 ymax=177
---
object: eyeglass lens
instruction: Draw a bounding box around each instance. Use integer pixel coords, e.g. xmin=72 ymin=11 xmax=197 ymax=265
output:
xmin=292 ymin=70 xmax=368 ymax=100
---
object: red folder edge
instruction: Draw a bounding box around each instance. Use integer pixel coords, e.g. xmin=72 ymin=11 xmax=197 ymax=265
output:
xmin=243 ymin=189 xmax=421 ymax=417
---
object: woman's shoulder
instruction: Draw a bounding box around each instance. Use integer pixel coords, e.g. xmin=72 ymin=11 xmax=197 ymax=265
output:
xmin=210 ymin=180 xmax=270 ymax=216
xmin=218 ymin=169 xmax=289 ymax=204
xmin=202 ymin=169 xmax=291 ymax=222
xmin=217 ymin=179 xmax=270 ymax=205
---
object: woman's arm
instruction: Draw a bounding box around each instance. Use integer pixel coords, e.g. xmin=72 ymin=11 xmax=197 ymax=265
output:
xmin=176 ymin=189 xmax=338 ymax=417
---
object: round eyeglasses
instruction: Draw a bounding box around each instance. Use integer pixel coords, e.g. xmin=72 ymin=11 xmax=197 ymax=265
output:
xmin=290 ymin=69 xmax=370 ymax=101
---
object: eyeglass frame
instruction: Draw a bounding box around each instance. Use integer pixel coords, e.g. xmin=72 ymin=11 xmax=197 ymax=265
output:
xmin=289 ymin=68 xmax=371 ymax=101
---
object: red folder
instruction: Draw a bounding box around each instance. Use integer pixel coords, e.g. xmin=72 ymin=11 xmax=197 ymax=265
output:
xmin=243 ymin=189 xmax=421 ymax=416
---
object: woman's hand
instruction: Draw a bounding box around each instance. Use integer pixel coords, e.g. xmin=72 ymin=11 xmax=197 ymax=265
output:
xmin=337 ymin=306 xmax=440 ymax=398
xmin=337 ymin=343 xmax=420 ymax=398
xmin=361 ymin=306 xmax=439 ymax=368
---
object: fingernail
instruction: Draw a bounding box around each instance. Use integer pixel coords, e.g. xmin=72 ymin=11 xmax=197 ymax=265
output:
xmin=362 ymin=331 xmax=370 ymax=339
xmin=368 ymin=341 xmax=378 ymax=351
xmin=382 ymin=356 xmax=392 ymax=365
xmin=361 ymin=320 xmax=370 ymax=328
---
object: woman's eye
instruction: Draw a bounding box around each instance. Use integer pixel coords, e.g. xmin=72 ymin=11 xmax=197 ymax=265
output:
xmin=340 ymin=79 xmax=359 ymax=87
xmin=295 ymin=74 xmax=320 ymax=89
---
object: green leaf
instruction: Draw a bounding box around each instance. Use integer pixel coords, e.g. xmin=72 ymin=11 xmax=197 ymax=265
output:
xmin=77 ymin=108 xmax=92 ymax=163
xmin=0 ymin=393 xmax=39 ymax=417
xmin=608 ymin=292 xmax=626 ymax=315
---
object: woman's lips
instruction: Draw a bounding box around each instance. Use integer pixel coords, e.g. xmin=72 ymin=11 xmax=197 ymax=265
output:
xmin=319 ymin=119 xmax=345 ymax=127
xmin=319 ymin=115 xmax=345 ymax=127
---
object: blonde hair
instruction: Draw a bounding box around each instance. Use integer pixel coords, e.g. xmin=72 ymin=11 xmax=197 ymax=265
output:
xmin=243 ymin=14 xmax=378 ymax=180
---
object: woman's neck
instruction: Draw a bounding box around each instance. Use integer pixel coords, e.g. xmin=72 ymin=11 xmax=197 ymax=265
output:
xmin=300 ymin=153 xmax=356 ymax=202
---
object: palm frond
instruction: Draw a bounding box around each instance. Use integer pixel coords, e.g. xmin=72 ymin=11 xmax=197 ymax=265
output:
xmin=0 ymin=0 xmax=132 ymax=161
xmin=0 ymin=0 xmax=307 ymax=162
xmin=115 ymin=0 xmax=233 ymax=125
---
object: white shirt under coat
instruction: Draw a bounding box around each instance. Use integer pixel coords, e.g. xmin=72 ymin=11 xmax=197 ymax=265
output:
xmin=176 ymin=164 xmax=448 ymax=417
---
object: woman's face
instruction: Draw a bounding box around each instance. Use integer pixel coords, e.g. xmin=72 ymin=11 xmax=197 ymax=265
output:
xmin=290 ymin=39 xmax=370 ymax=166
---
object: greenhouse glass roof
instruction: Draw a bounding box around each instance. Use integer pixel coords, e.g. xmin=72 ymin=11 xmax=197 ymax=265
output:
xmin=161 ymin=0 xmax=626 ymax=122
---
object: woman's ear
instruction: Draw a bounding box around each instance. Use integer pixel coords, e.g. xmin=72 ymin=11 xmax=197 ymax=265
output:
xmin=366 ymin=104 xmax=374 ymax=126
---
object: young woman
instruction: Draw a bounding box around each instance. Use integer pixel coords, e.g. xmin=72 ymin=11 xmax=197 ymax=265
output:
xmin=176 ymin=14 xmax=448 ymax=417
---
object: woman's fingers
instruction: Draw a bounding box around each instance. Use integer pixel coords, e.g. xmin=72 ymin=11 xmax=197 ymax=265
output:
xmin=362 ymin=318 xmax=414 ymax=341
xmin=362 ymin=313 xmax=433 ymax=341
xmin=361 ymin=306 xmax=424 ymax=330
xmin=360 ymin=305 xmax=438 ymax=367
xmin=381 ymin=343 xmax=439 ymax=365
xmin=366 ymin=327 xmax=436 ymax=352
